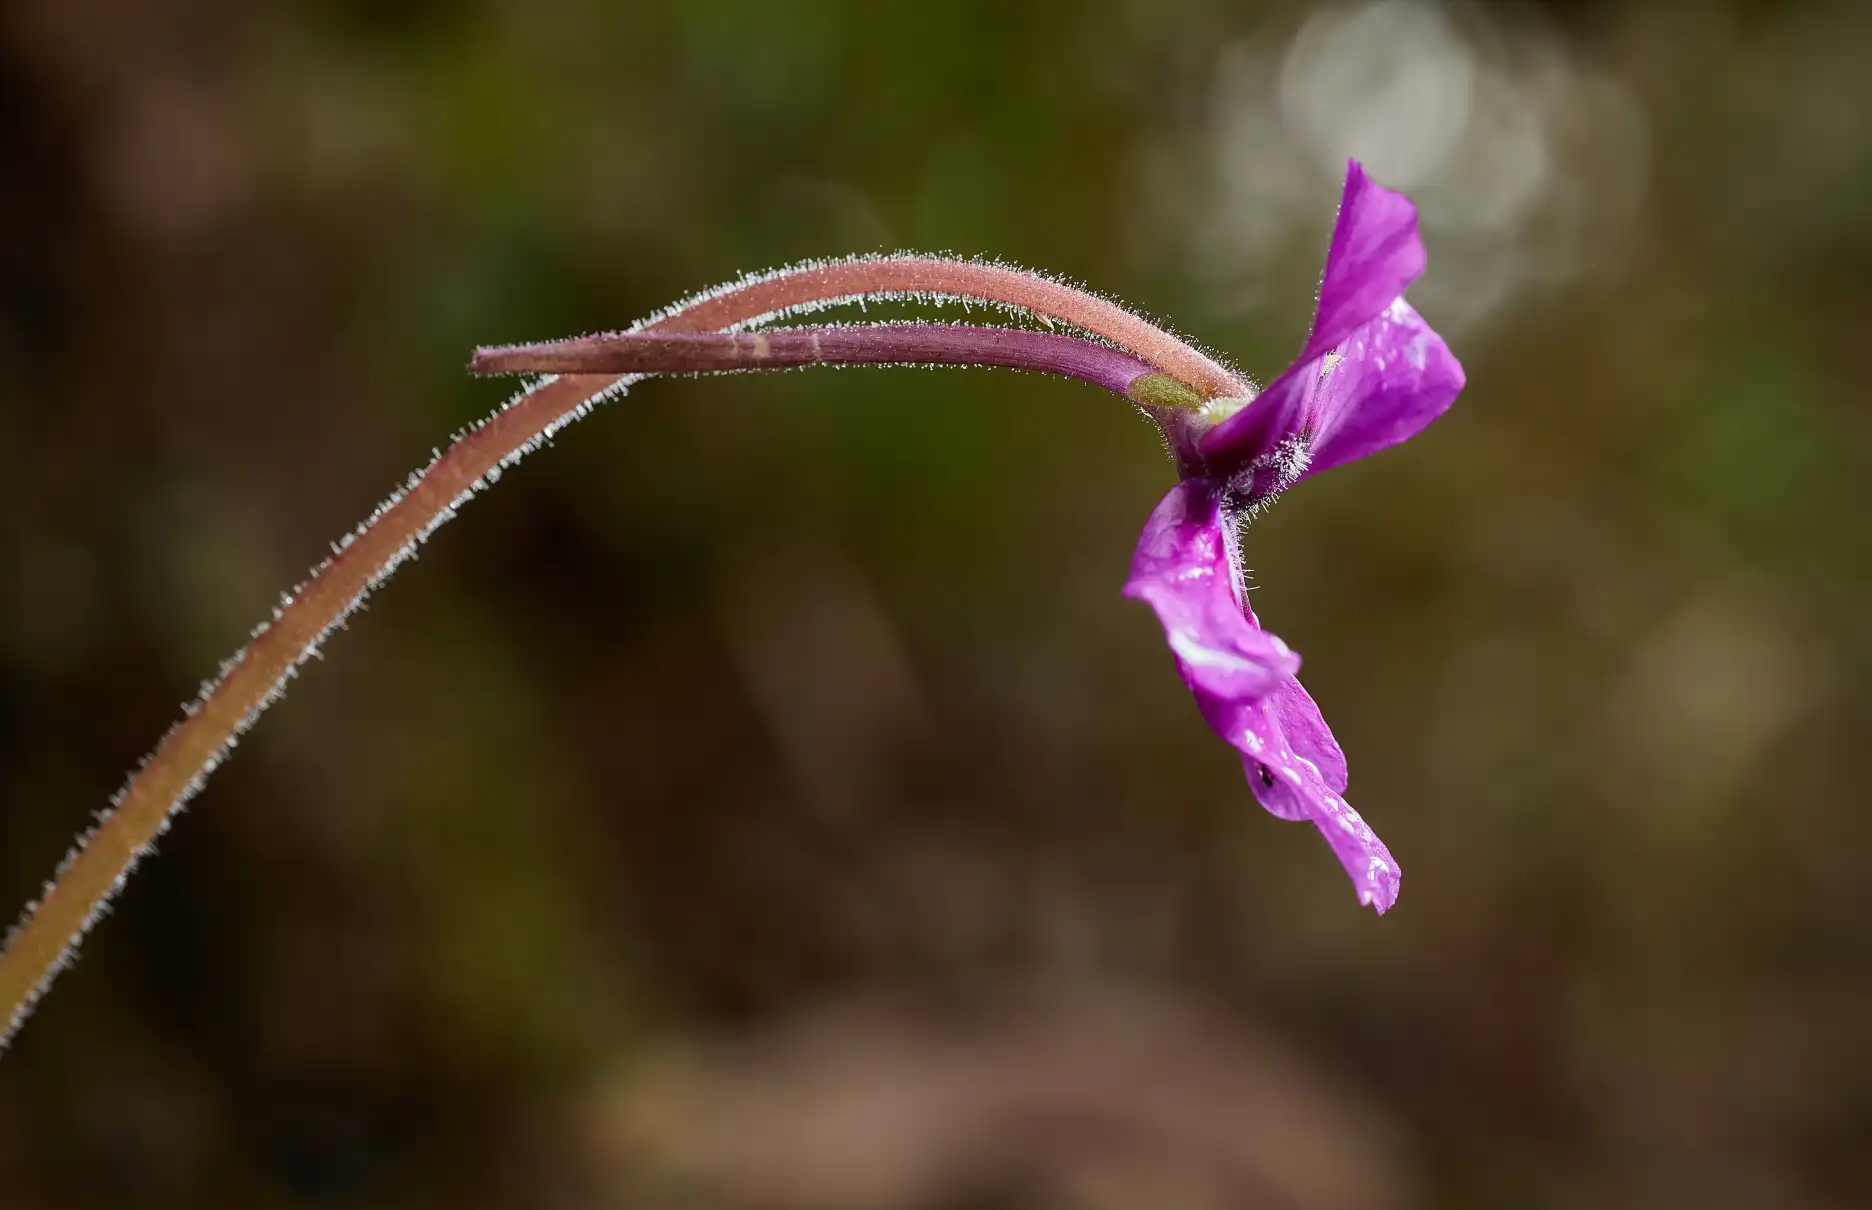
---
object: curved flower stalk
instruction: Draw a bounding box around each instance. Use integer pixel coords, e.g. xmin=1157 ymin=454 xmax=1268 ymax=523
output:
xmin=0 ymin=160 xmax=1460 ymax=1052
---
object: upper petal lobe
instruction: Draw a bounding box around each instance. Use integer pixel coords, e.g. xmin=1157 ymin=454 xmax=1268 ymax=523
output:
xmin=1304 ymin=160 xmax=1427 ymax=363
xmin=1201 ymin=162 xmax=1462 ymax=478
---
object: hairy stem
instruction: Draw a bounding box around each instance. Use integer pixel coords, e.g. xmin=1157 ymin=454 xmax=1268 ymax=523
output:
xmin=471 ymin=324 xmax=1201 ymax=407
xmin=650 ymin=255 xmax=1249 ymax=401
xmin=0 ymin=255 xmax=1235 ymax=1050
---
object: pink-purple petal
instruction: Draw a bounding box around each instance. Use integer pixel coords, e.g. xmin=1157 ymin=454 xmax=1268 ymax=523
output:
xmin=1122 ymin=481 xmax=1300 ymax=704
xmin=1124 ymin=481 xmax=1399 ymax=913
xmin=1201 ymin=161 xmax=1461 ymax=479
xmin=1230 ymin=665 xmax=1396 ymax=913
xmin=1266 ymin=671 xmax=1349 ymax=795
xmin=1300 ymin=298 xmax=1466 ymax=478
xmin=1240 ymin=719 xmax=1400 ymax=913
xmin=1303 ymin=160 xmax=1427 ymax=364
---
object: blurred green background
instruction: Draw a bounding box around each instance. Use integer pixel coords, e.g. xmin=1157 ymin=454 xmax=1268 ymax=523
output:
xmin=2 ymin=0 xmax=1868 ymax=1206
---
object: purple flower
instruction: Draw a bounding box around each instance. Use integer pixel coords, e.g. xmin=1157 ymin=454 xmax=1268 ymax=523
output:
xmin=1123 ymin=162 xmax=1466 ymax=913
xmin=464 ymin=165 xmax=1459 ymax=912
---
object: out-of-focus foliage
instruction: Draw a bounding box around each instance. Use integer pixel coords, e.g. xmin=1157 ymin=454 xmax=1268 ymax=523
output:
xmin=1 ymin=1 xmax=1867 ymax=1206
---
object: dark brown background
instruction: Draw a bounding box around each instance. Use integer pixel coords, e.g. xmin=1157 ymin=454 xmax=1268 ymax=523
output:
xmin=2 ymin=1 xmax=1868 ymax=1206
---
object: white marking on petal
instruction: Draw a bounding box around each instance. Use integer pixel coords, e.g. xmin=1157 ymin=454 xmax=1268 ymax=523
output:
xmin=1168 ymin=631 xmax=1261 ymax=674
